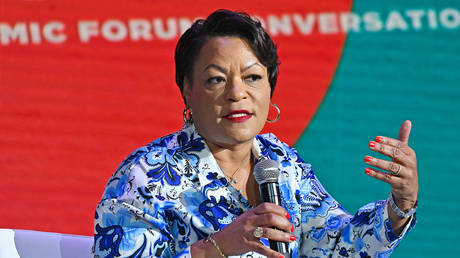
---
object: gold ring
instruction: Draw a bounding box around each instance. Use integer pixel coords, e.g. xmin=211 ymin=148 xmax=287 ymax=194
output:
xmin=253 ymin=226 xmax=263 ymax=238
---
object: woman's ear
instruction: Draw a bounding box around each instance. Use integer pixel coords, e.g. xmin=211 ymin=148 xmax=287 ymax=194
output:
xmin=182 ymin=78 xmax=192 ymax=106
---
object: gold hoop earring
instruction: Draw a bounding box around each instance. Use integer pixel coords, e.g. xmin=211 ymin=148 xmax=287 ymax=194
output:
xmin=183 ymin=107 xmax=193 ymax=124
xmin=266 ymin=103 xmax=280 ymax=123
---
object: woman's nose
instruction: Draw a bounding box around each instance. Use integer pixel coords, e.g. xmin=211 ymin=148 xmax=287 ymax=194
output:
xmin=225 ymin=78 xmax=248 ymax=102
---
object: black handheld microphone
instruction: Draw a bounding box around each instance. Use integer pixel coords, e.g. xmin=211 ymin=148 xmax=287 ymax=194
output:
xmin=253 ymin=159 xmax=290 ymax=257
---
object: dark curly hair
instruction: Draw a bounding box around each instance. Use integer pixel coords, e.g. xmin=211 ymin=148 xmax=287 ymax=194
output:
xmin=174 ymin=9 xmax=279 ymax=102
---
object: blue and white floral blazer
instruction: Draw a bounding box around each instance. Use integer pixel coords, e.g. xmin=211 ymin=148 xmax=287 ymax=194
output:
xmin=93 ymin=123 xmax=415 ymax=257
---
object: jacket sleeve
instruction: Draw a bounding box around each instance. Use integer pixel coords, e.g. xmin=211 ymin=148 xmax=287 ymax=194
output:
xmin=297 ymin=170 xmax=416 ymax=257
xmin=255 ymin=133 xmax=416 ymax=257
xmin=93 ymin=150 xmax=191 ymax=258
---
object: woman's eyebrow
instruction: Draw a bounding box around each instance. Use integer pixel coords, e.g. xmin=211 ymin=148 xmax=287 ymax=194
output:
xmin=202 ymin=62 xmax=262 ymax=73
xmin=203 ymin=64 xmax=227 ymax=73
xmin=242 ymin=62 xmax=263 ymax=72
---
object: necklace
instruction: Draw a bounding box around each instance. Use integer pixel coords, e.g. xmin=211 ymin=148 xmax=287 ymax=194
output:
xmin=224 ymin=154 xmax=251 ymax=185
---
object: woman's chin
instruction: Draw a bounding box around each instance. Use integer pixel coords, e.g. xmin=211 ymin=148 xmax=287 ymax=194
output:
xmin=200 ymin=129 xmax=257 ymax=149
xmin=195 ymin=119 xmax=265 ymax=147
xmin=220 ymin=127 xmax=261 ymax=145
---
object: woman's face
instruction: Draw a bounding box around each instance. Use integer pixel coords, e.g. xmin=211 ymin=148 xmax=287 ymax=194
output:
xmin=183 ymin=36 xmax=271 ymax=148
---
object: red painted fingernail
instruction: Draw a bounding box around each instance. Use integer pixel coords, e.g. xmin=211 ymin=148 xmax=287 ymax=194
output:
xmin=375 ymin=136 xmax=384 ymax=143
xmin=279 ymin=256 xmax=285 ymax=258
xmin=290 ymin=235 xmax=296 ymax=241
xmin=291 ymin=225 xmax=294 ymax=232
xmin=365 ymin=167 xmax=371 ymax=174
xmin=369 ymin=141 xmax=376 ymax=148
xmin=364 ymin=156 xmax=372 ymax=163
xmin=285 ymin=213 xmax=290 ymax=219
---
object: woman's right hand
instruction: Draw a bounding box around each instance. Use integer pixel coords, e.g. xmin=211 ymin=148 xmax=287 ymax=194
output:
xmin=209 ymin=202 xmax=294 ymax=258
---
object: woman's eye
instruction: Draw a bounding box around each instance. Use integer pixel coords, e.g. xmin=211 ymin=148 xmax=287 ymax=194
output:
xmin=245 ymin=74 xmax=262 ymax=82
xmin=206 ymin=76 xmax=226 ymax=84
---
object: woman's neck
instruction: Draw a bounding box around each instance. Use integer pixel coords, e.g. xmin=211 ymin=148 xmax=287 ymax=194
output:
xmin=208 ymin=141 xmax=252 ymax=167
xmin=206 ymin=139 xmax=260 ymax=206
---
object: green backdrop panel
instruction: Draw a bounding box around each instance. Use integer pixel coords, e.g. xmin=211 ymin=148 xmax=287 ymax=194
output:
xmin=295 ymin=0 xmax=460 ymax=256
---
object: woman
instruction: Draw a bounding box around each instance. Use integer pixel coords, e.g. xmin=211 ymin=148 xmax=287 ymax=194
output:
xmin=93 ymin=10 xmax=418 ymax=258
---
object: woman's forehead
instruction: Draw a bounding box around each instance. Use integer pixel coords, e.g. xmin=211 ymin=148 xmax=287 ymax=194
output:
xmin=194 ymin=36 xmax=263 ymax=71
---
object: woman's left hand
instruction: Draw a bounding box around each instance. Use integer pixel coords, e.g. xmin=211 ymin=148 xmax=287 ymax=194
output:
xmin=364 ymin=120 xmax=418 ymax=231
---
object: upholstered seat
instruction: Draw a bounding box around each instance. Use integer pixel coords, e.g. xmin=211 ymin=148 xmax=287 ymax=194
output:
xmin=0 ymin=229 xmax=92 ymax=258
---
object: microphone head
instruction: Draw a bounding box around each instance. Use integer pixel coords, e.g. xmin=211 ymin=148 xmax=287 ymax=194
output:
xmin=254 ymin=159 xmax=280 ymax=184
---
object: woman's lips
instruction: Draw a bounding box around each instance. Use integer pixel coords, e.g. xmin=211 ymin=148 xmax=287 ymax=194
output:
xmin=223 ymin=110 xmax=253 ymax=122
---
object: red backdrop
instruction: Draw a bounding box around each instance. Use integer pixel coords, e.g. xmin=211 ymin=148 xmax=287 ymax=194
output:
xmin=0 ymin=0 xmax=350 ymax=235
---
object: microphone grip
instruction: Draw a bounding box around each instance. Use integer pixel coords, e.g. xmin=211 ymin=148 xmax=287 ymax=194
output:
xmin=259 ymin=183 xmax=291 ymax=257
